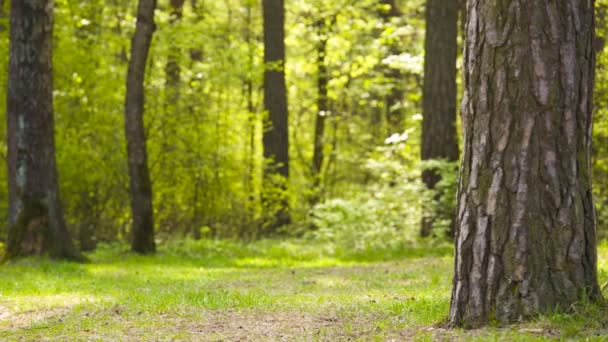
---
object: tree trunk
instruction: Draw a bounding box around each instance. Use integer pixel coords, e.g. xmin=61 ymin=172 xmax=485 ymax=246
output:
xmin=449 ymin=0 xmax=601 ymax=328
xmin=243 ymin=0 xmax=258 ymax=235
xmin=262 ymin=0 xmax=290 ymax=232
xmin=125 ymin=0 xmax=157 ymax=254
xmin=4 ymin=0 xmax=83 ymax=261
xmin=158 ymin=0 xmax=185 ymax=186
xmin=0 ymin=0 xmax=6 ymax=31
xmin=311 ymin=18 xmax=330 ymax=204
xmin=379 ymin=0 xmax=404 ymax=135
xmin=165 ymin=0 xmax=184 ymax=101
xmin=420 ymin=0 xmax=459 ymax=238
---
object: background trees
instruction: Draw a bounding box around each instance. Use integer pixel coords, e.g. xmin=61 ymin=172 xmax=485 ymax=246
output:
xmin=0 ymin=1 xmax=605 ymax=286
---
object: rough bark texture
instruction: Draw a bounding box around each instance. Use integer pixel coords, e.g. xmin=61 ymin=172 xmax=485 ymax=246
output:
xmin=125 ymin=0 xmax=157 ymax=254
xmin=311 ymin=18 xmax=329 ymax=204
xmin=5 ymin=0 xmax=83 ymax=261
xmin=262 ymin=0 xmax=290 ymax=231
xmin=420 ymin=0 xmax=459 ymax=237
xmin=449 ymin=0 xmax=601 ymax=328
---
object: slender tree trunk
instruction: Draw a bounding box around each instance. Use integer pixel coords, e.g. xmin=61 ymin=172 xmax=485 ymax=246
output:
xmin=311 ymin=18 xmax=330 ymax=204
xmin=166 ymin=0 xmax=184 ymax=101
xmin=420 ymin=0 xmax=459 ymax=238
xmin=244 ymin=0 xmax=258 ymax=234
xmin=125 ymin=0 xmax=157 ymax=254
xmin=0 ymin=0 xmax=6 ymax=31
xmin=158 ymin=0 xmax=185 ymax=187
xmin=379 ymin=0 xmax=404 ymax=135
xmin=459 ymin=0 xmax=466 ymax=42
xmin=4 ymin=0 xmax=83 ymax=261
xmin=449 ymin=0 xmax=601 ymax=328
xmin=262 ymin=0 xmax=290 ymax=232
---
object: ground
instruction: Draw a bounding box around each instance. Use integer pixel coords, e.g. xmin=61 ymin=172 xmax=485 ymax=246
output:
xmin=0 ymin=240 xmax=607 ymax=341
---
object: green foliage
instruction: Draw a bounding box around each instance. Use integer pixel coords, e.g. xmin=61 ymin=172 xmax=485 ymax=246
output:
xmin=29 ymin=0 xmax=428 ymax=244
xmin=595 ymin=0 xmax=608 ymax=237
xmin=0 ymin=0 xmax=606 ymax=248
xmin=306 ymin=132 xmax=458 ymax=255
xmin=419 ymin=158 xmax=459 ymax=236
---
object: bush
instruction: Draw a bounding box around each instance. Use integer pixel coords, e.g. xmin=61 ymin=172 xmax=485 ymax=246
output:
xmin=305 ymin=133 xmax=458 ymax=256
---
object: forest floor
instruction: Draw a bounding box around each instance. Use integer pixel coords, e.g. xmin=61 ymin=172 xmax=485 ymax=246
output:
xmin=0 ymin=239 xmax=607 ymax=341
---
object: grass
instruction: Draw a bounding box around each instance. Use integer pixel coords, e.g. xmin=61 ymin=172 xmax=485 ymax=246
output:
xmin=0 ymin=239 xmax=607 ymax=341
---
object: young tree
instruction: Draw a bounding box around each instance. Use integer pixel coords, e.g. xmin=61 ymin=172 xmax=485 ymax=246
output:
xmin=420 ymin=0 xmax=459 ymax=237
xmin=125 ymin=0 xmax=157 ymax=254
xmin=4 ymin=0 xmax=83 ymax=261
xmin=449 ymin=1 xmax=601 ymax=327
xmin=311 ymin=16 xmax=331 ymax=204
xmin=165 ymin=0 xmax=185 ymax=101
xmin=379 ymin=0 xmax=404 ymax=134
xmin=262 ymin=0 xmax=290 ymax=231
xmin=0 ymin=0 xmax=6 ymax=31
xmin=243 ymin=0 xmax=259 ymax=230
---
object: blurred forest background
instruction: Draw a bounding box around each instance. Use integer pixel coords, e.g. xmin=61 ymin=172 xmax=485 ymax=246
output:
xmin=1 ymin=0 xmax=608 ymax=256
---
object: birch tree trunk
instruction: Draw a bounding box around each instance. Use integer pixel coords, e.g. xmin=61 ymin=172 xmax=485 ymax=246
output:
xmin=5 ymin=0 xmax=83 ymax=261
xmin=125 ymin=0 xmax=157 ymax=254
xmin=449 ymin=0 xmax=601 ymax=327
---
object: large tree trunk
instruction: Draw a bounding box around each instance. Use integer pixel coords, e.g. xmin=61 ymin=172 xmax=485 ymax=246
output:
xmin=262 ymin=0 xmax=290 ymax=232
xmin=4 ymin=0 xmax=83 ymax=261
xmin=449 ymin=0 xmax=601 ymax=328
xmin=311 ymin=18 xmax=330 ymax=204
xmin=420 ymin=0 xmax=459 ymax=238
xmin=125 ymin=0 xmax=157 ymax=254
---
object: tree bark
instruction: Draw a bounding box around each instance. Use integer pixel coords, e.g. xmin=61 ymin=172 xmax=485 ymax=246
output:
xmin=420 ymin=0 xmax=459 ymax=238
xmin=125 ymin=0 xmax=157 ymax=254
xmin=449 ymin=0 xmax=601 ymax=328
xmin=311 ymin=18 xmax=330 ymax=204
xmin=4 ymin=0 xmax=83 ymax=261
xmin=262 ymin=0 xmax=290 ymax=232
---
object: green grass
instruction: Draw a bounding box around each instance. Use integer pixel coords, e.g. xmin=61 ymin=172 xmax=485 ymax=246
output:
xmin=0 ymin=239 xmax=607 ymax=341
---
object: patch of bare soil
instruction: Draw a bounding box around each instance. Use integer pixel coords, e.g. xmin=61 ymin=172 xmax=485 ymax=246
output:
xmin=0 ymin=305 xmax=69 ymax=332
xmin=171 ymin=310 xmax=349 ymax=341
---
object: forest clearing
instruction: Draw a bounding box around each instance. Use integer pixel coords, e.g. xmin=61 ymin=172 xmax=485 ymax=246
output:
xmin=1 ymin=240 xmax=608 ymax=340
xmin=3 ymin=0 xmax=608 ymax=340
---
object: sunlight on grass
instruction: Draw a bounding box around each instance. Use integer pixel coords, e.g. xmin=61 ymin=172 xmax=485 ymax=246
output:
xmin=0 ymin=239 xmax=607 ymax=340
